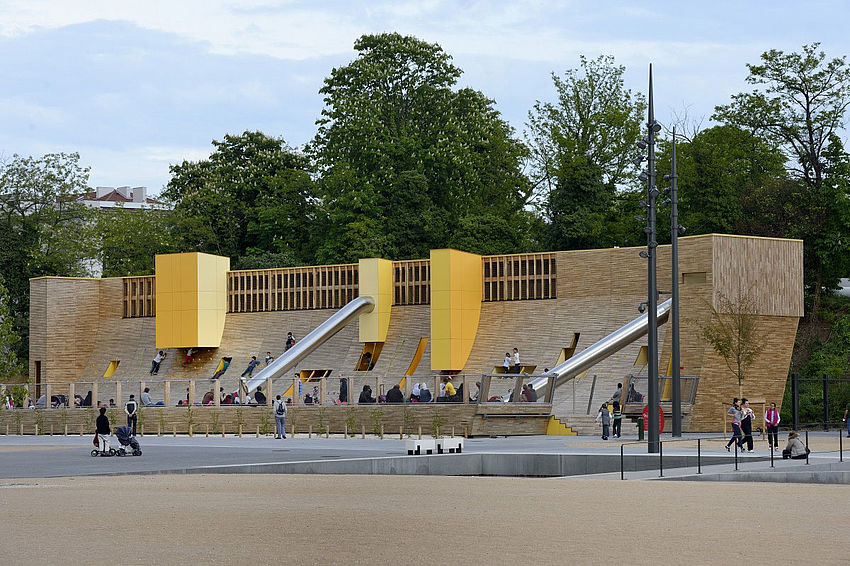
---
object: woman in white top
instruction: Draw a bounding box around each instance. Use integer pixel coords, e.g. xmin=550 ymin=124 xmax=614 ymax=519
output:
xmin=512 ymin=348 xmax=520 ymax=374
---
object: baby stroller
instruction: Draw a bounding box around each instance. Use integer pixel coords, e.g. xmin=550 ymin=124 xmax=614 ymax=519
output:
xmin=115 ymin=425 xmax=142 ymax=456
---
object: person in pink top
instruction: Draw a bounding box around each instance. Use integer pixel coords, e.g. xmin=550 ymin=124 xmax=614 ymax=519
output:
xmin=764 ymin=402 xmax=781 ymax=450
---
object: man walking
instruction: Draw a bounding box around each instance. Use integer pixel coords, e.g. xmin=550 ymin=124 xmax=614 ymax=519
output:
xmin=125 ymin=394 xmax=138 ymax=436
xmin=273 ymin=395 xmax=287 ymax=439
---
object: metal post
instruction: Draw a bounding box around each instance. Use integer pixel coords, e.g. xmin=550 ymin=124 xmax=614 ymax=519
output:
xmin=770 ymin=443 xmax=774 ymax=468
xmin=840 ymin=429 xmax=843 ymax=463
xmin=697 ymin=438 xmax=701 ymax=474
xmin=646 ymin=65 xmax=660 ymax=454
xmin=586 ymin=375 xmax=597 ymax=415
xmin=822 ymin=373 xmax=829 ymax=431
xmin=620 ymin=444 xmax=624 ymax=481
xmin=658 ymin=440 xmax=663 ymax=477
xmin=805 ymin=430 xmax=810 ymax=465
xmin=670 ymin=126 xmax=682 ymax=438
xmin=792 ymin=373 xmax=799 ymax=431
xmin=734 ymin=440 xmax=738 ymax=471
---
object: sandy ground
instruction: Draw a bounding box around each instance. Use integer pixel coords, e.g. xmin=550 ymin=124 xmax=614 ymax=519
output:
xmin=1 ymin=474 xmax=848 ymax=565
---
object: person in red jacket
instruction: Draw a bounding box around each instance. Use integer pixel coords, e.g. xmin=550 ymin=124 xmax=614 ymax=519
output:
xmin=764 ymin=402 xmax=781 ymax=450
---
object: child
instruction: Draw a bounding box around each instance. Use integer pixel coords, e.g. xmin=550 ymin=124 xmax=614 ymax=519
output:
xmin=596 ymin=403 xmax=611 ymax=440
xmin=612 ymin=401 xmax=622 ymax=438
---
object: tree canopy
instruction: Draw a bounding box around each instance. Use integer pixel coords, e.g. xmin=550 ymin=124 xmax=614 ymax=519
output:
xmin=310 ymin=32 xmax=533 ymax=262
xmin=526 ymin=55 xmax=646 ymax=250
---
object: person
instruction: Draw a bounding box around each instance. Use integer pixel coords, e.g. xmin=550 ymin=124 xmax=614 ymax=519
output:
xmin=241 ymin=356 xmax=260 ymax=378
xmin=183 ymin=348 xmax=195 ymax=366
xmin=386 ymin=384 xmax=404 ymax=403
xmin=626 ymin=382 xmax=643 ymax=403
xmin=503 ymin=352 xmax=511 ymax=372
xmin=612 ymin=401 xmax=622 ymax=438
xmin=150 ymin=350 xmax=166 ymax=375
xmin=254 ymin=386 xmax=267 ymax=405
xmin=141 ymin=387 xmax=153 ymax=406
xmin=211 ymin=358 xmax=230 ymax=380
xmin=611 ymin=383 xmax=623 ymax=404
xmin=273 ymin=395 xmax=287 ymax=439
xmin=362 ymin=351 xmax=373 ymax=371
xmin=201 ymin=390 xmax=215 ymax=405
xmin=596 ymin=403 xmax=611 ymax=440
xmin=764 ymin=402 xmax=781 ymax=450
xmin=470 ymin=381 xmax=481 ymax=403
xmin=358 ymin=384 xmax=376 ymax=404
xmin=264 ymin=352 xmax=274 ymax=366
xmin=418 ymin=383 xmax=432 ymax=403
xmin=740 ymin=398 xmax=755 ymax=452
xmin=444 ymin=378 xmax=456 ymax=399
xmin=725 ymin=398 xmax=742 ymax=452
xmin=843 ymin=401 xmax=850 ymax=438
xmin=285 ymin=332 xmax=296 ymax=351
xmin=124 ymin=394 xmax=138 ymax=436
xmin=35 ymin=394 xmax=46 ymax=407
xmin=338 ymin=377 xmax=348 ymax=404
xmin=95 ymin=406 xmax=111 ymax=455
xmin=311 ymin=386 xmax=320 ymax=405
xmin=782 ymin=431 xmax=809 ymax=460
xmin=82 ymin=390 xmax=92 ymax=407
xmin=521 ymin=384 xmax=532 ymax=402
xmin=109 ymin=398 xmax=116 ymax=407
xmin=410 ymin=382 xmax=421 ymax=403
xmin=512 ymin=348 xmax=521 ymax=374
xmin=527 ymin=383 xmax=538 ymax=402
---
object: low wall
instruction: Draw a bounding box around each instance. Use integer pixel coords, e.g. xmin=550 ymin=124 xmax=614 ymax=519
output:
xmin=0 ymin=403 xmax=552 ymax=437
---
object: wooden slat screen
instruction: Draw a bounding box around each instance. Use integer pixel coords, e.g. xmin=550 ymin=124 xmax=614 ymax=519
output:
xmin=227 ymin=264 xmax=359 ymax=313
xmin=122 ymin=276 xmax=156 ymax=318
xmin=393 ymin=260 xmax=430 ymax=305
xmin=482 ymin=253 xmax=557 ymax=301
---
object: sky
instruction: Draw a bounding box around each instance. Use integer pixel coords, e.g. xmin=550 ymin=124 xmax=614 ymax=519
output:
xmin=2 ymin=0 xmax=850 ymax=194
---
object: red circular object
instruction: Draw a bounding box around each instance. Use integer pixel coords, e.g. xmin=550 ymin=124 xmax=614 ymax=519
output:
xmin=641 ymin=405 xmax=665 ymax=433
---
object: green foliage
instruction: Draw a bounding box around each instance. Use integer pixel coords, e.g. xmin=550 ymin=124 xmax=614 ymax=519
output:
xmin=344 ymin=407 xmax=356 ymax=437
xmin=311 ymin=33 xmax=533 ymax=262
xmin=95 ymin=207 xmax=178 ymax=277
xmin=700 ymin=290 xmax=765 ymax=397
xmin=369 ymin=408 xmax=384 ymax=437
xmin=430 ymin=412 xmax=446 ymax=438
xmin=714 ymin=44 xmax=850 ymax=318
xmin=316 ymin=406 xmax=328 ymax=435
xmin=0 ymin=277 xmax=21 ymax=381
xmin=258 ymin=412 xmax=271 ymax=436
xmin=527 ymin=55 xmax=645 ymax=250
xmin=0 ymin=152 xmax=96 ymax=362
xmin=163 ymin=130 xmax=316 ymax=265
xmin=655 ymin=125 xmax=786 ymax=239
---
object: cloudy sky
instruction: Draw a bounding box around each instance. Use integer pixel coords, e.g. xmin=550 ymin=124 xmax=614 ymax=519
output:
xmin=2 ymin=0 xmax=849 ymax=193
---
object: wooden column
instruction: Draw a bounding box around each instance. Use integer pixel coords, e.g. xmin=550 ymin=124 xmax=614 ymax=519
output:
xmin=91 ymin=383 xmax=99 ymax=408
xmin=213 ymin=379 xmax=221 ymax=406
xmin=139 ymin=380 xmax=145 ymax=404
xmin=265 ymin=377 xmax=272 ymax=403
xmin=320 ymin=377 xmax=327 ymax=405
xmin=462 ymin=375 xmax=469 ymax=404
xmin=163 ymin=381 xmax=170 ymax=406
xmin=434 ymin=376 xmax=440 ymax=401
xmin=188 ymin=380 xmax=195 ymax=406
xmin=68 ymin=383 xmax=75 ymax=408
xmin=45 ymin=383 xmax=52 ymax=408
xmin=293 ymin=377 xmax=300 ymax=405
xmin=115 ymin=382 xmax=122 ymax=407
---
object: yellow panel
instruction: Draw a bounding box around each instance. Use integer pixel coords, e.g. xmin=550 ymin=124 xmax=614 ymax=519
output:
xmin=358 ymin=258 xmax=393 ymax=342
xmin=405 ymin=338 xmax=428 ymax=376
xmin=430 ymin=249 xmax=482 ymax=371
xmin=102 ymin=360 xmax=119 ymax=378
xmin=156 ymin=252 xmax=229 ymax=349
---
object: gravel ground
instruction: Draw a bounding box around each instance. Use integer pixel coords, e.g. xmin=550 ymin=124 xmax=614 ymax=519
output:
xmin=1 ymin=473 xmax=847 ymax=565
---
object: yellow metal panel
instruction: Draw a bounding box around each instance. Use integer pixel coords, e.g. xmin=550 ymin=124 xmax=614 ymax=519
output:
xmin=102 ymin=360 xmax=119 ymax=378
xmin=155 ymin=252 xmax=229 ymax=349
xmin=358 ymin=258 xmax=393 ymax=342
xmin=430 ymin=249 xmax=482 ymax=371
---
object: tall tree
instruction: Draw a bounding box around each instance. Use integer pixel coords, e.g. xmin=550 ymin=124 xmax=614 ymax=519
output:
xmin=0 ymin=152 xmax=95 ymax=363
xmin=526 ymin=55 xmax=645 ymax=250
xmin=95 ymin=207 xmax=179 ymax=277
xmin=163 ymin=131 xmax=315 ymax=265
xmin=655 ymin=125 xmax=787 ymax=238
xmin=310 ymin=33 xmax=532 ymax=262
xmin=0 ymin=276 xmax=21 ymax=382
xmin=714 ymin=44 xmax=850 ymax=318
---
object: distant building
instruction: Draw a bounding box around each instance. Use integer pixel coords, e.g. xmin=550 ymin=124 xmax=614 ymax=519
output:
xmin=75 ymin=186 xmax=169 ymax=210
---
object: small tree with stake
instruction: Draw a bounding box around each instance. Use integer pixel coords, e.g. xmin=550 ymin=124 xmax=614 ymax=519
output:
xmin=700 ymin=290 xmax=765 ymax=398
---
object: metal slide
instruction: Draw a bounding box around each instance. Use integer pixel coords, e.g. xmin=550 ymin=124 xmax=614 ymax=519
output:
xmin=243 ymin=296 xmax=375 ymax=395
xmin=510 ymin=299 xmax=672 ymax=400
